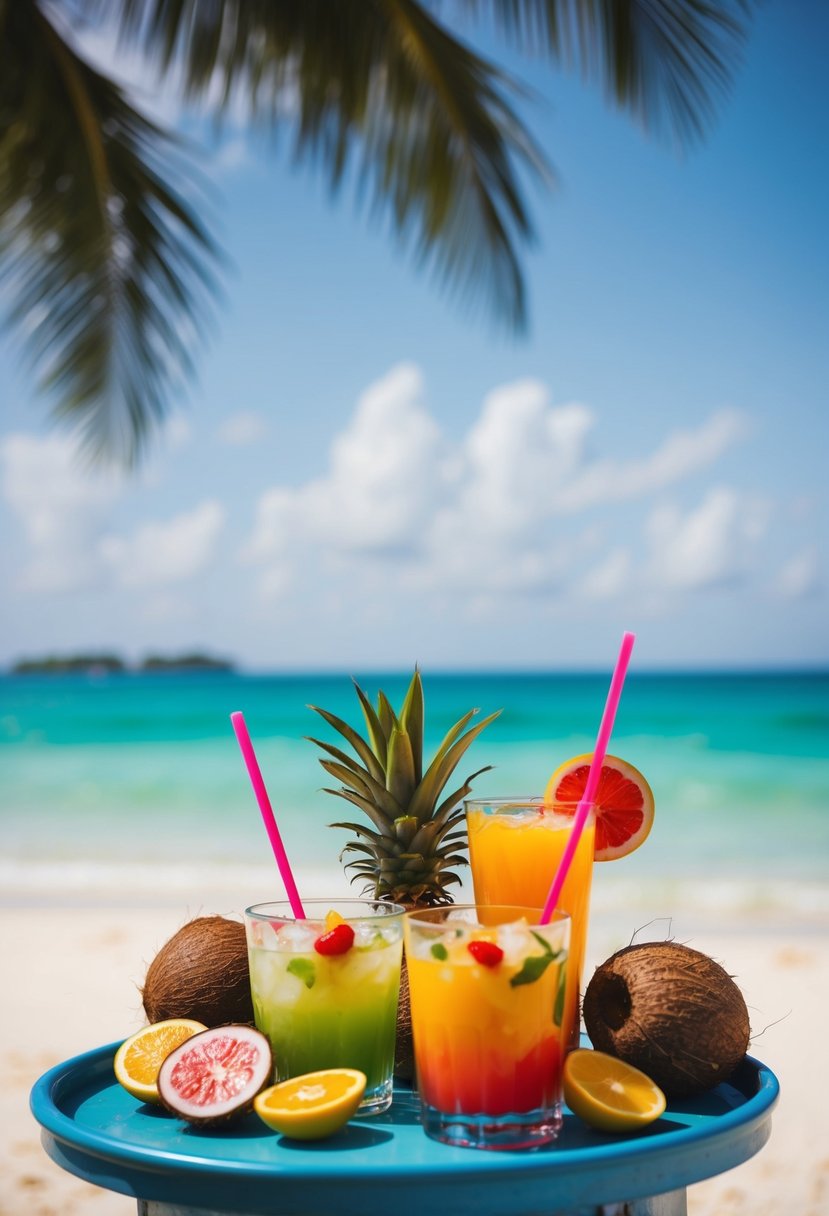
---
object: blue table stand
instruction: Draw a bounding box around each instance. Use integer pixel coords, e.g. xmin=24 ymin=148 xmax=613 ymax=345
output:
xmin=31 ymin=1043 xmax=778 ymax=1216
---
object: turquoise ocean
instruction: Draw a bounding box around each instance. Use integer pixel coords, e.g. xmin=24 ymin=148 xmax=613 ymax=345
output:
xmin=2 ymin=670 xmax=827 ymax=922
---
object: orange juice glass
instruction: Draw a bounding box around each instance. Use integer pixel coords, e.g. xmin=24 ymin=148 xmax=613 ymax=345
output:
xmin=465 ymin=797 xmax=595 ymax=1050
xmin=405 ymin=905 xmax=570 ymax=1150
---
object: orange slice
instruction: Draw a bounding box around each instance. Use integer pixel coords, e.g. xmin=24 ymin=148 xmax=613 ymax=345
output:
xmin=544 ymin=753 xmax=654 ymax=861
xmin=254 ymin=1069 xmax=366 ymax=1139
xmin=564 ymin=1049 xmax=666 ymax=1132
xmin=113 ymin=1018 xmax=207 ymax=1104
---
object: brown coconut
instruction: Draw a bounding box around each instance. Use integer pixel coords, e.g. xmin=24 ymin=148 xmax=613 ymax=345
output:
xmin=142 ymin=916 xmax=254 ymax=1027
xmin=583 ymin=941 xmax=750 ymax=1097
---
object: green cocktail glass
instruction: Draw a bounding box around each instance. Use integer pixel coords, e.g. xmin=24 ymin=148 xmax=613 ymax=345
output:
xmin=244 ymin=899 xmax=405 ymax=1115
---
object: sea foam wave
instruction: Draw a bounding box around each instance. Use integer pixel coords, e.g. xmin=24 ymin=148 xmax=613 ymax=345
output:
xmin=2 ymin=858 xmax=827 ymax=925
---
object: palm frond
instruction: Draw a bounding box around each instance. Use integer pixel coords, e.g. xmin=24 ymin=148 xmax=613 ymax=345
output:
xmin=0 ymin=0 xmax=221 ymax=465
xmin=463 ymin=0 xmax=754 ymax=145
xmin=86 ymin=0 xmax=551 ymax=330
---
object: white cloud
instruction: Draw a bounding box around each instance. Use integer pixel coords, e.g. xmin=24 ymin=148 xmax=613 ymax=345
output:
xmin=1 ymin=432 xmax=225 ymax=598
xmin=101 ymin=501 xmax=225 ymax=588
xmin=1 ymin=371 xmax=759 ymax=628
xmin=0 ymin=433 xmax=121 ymax=592
xmin=243 ymin=365 xmax=754 ymax=606
xmin=646 ymin=487 xmax=770 ymax=591
xmin=140 ymin=592 xmax=194 ymax=623
xmin=555 ymin=409 xmax=749 ymax=513
xmin=776 ymin=547 xmax=821 ymax=599
xmin=245 ymin=363 xmax=443 ymax=583
xmin=413 ymin=382 xmax=598 ymax=595
xmin=444 ymin=381 xmax=593 ymax=538
xmin=217 ymin=411 xmax=268 ymax=447
xmin=579 ymin=548 xmax=632 ymax=599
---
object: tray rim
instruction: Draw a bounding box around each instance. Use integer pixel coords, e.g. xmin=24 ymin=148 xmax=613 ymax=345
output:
xmin=30 ymin=1039 xmax=780 ymax=1185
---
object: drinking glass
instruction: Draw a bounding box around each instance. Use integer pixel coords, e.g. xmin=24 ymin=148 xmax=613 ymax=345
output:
xmin=245 ymin=899 xmax=404 ymax=1115
xmin=404 ymin=904 xmax=570 ymax=1150
xmin=465 ymin=797 xmax=595 ymax=1051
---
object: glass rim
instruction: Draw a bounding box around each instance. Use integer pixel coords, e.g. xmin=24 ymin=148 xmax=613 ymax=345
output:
xmin=464 ymin=795 xmax=595 ymax=810
xmin=404 ymin=904 xmax=571 ymax=930
xmin=245 ymin=898 xmax=406 ymax=924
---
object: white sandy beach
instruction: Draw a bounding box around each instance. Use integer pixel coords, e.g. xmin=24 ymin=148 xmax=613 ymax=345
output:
xmin=4 ymin=897 xmax=828 ymax=1216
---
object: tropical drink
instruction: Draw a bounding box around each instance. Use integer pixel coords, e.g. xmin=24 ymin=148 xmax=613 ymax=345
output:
xmin=245 ymin=900 xmax=404 ymax=1115
xmin=465 ymin=798 xmax=595 ymax=1050
xmin=405 ymin=905 xmax=570 ymax=1150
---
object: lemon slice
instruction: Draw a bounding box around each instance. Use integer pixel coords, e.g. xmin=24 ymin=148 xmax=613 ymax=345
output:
xmin=254 ymin=1069 xmax=366 ymax=1139
xmin=564 ymin=1049 xmax=666 ymax=1133
xmin=114 ymin=1018 xmax=207 ymax=1104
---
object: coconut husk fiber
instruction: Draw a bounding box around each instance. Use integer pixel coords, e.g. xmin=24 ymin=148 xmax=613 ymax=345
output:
xmin=583 ymin=940 xmax=750 ymax=1097
xmin=141 ymin=915 xmax=254 ymax=1027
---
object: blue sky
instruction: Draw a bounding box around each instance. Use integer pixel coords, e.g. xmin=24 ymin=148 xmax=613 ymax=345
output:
xmin=1 ymin=1 xmax=827 ymax=671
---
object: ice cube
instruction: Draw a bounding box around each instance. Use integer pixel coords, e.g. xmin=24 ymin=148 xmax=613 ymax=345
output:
xmin=352 ymin=922 xmax=378 ymax=949
xmin=249 ymin=950 xmax=283 ymax=1001
xmin=277 ymin=923 xmax=317 ymax=953
xmin=496 ymin=919 xmax=534 ymax=966
xmin=250 ymin=920 xmax=281 ymax=951
xmin=271 ymin=964 xmax=310 ymax=1006
xmin=347 ymin=947 xmax=392 ymax=986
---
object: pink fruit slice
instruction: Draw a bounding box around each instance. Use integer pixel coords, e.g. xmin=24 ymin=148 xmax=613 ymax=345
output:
xmin=157 ymin=1024 xmax=272 ymax=1124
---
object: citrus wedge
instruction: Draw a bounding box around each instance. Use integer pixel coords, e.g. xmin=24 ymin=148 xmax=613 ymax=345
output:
xmin=114 ymin=1018 xmax=207 ymax=1104
xmin=254 ymin=1069 xmax=366 ymax=1139
xmin=545 ymin=753 xmax=654 ymax=860
xmin=564 ymin=1049 xmax=666 ymax=1133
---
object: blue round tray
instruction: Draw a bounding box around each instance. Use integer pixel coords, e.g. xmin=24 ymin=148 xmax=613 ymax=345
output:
xmin=31 ymin=1042 xmax=778 ymax=1216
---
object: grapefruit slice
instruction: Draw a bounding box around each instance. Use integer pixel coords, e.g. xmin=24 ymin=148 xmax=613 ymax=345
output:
xmin=544 ymin=754 xmax=654 ymax=861
xmin=157 ymin=1025 xmax=273 ymax=1124
xmin=564 ymin=1049 xmax=666 ymax=1133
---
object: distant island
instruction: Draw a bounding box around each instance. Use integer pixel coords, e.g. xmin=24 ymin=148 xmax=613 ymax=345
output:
xmin=139 ymin=653 xmax=235 ymax=672
xmin=10 ymin=652 xmax=235 ymax=675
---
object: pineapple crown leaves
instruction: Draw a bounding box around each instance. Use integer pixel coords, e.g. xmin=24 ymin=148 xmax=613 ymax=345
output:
xmin=306 ymin=670 xmax=500 ymax=902
xmin=307 ymin=671 xmax=500 ymax=828
xmin=336 ymin=840 xmax=467 ymax=906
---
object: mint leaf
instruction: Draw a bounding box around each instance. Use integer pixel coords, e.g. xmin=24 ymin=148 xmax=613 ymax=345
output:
xmin=530 ymin=930 xmax=553 ymax=956
xmin=430 ymin=942 xmax=449 ymax=961
xmin=553 ymin=967 xmax=567 ymax=1025
xmin=509 ymin=953 xmax=554 ymax=988
xmin=287 ymin=958 xmax=316 ymax=989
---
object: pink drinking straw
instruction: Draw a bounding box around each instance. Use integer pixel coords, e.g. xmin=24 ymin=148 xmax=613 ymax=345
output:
xmin=230 ymin=710 xmax=306 ymax=919
xmin=540 ymin=631 xmax=636 ymax=924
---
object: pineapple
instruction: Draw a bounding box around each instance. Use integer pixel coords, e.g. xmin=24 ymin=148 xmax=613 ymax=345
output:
xmin=308 ymin=669 xmax=500 ymax=1077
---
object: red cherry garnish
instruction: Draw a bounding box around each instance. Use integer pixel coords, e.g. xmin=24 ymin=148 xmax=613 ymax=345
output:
xmin=467 ymin=940 xmax=504 ymax=967
xmin=314 ymin=923 xmax=355 ymax=956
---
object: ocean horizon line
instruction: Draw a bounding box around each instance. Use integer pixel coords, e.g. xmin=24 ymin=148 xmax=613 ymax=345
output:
xmin=3 ymin=662 xmax=828 ymax=679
